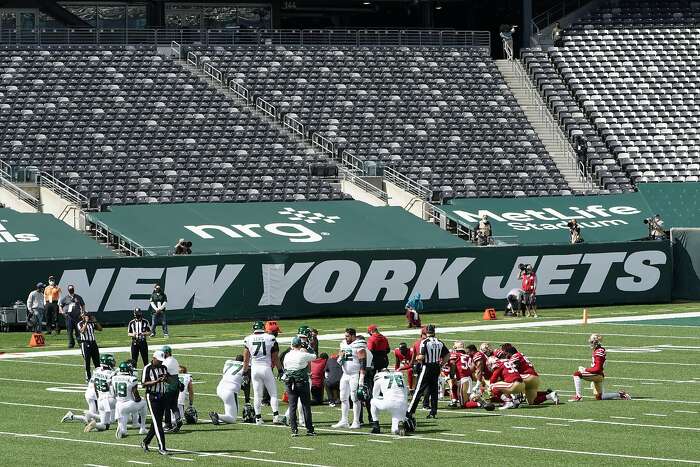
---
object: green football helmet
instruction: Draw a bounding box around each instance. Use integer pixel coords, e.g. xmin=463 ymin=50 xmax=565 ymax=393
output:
xmin=100 ymin=354 xmax=116 ymax=368
xmin=356 ymin=384 xmax=370 ymax=402
xmin=252 ymin=320 xmax=265 ymax=332
xmin=118 ymin=361 xmax=133 ymax=375
xmin=297 ymin=325 xmax=311 ymax=338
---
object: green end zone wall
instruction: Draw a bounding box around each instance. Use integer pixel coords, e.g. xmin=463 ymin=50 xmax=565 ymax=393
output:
xmin=87 ymin=201 xmax=466 ymax=255
xmin=0 ymin=240 xmax=672 ymax=325
xmin=440 ymin=183 xmax=700 ymax=246
xmin=0 ymin=208 xmax=116 ymax=260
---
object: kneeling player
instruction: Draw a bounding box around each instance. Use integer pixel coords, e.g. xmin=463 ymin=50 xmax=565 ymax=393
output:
xmin=113 ymin=362 xmax=147 ymax=438
xmin=370 ymin=366 xmax=407 ymax=436
xmin=85 ymin=354 xmax=116 ymax=432
xmin=61 ymin=375 xmax=100 ymax=425
xmin=488 ymin=357 xmax=525 ymax=410
xmin=210 ymin=356 xmax=245 ymax=425
xmin=393 ymin=343 xmax=414 ymax=390
xmin=448 ymin=341 xmax=473 ymax=408
xmin=501 ymin=343 xmax=558 ymax=405
xmin=571 ymin=334 xmax=631 ymax=402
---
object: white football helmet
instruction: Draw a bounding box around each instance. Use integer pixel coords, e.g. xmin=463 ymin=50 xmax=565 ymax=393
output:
xmin=588 ymin=334 xmax=603 ymax=348
xmin=453 ymin=340 xmax=465 ymax=351
xmin=486 ymin=356 xmax=499 ymax=371
xmin=480 ymin=342 xmax=493 ymax=356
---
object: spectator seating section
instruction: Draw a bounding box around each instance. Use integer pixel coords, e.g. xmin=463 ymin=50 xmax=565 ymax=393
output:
xmin=524 ymin=0 xmax=700 ymax=186
xmin=194 ymin=45 xmax=573 ymax=198
xmin=0 ymin=45 xmax=348 ymax=204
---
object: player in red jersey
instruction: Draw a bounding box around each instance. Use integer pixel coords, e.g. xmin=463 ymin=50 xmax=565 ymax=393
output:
xmin=467 ymin=344 xmax=490 ymax=387
xmin=394 ymin=342 xmax=414 ymax=390
xmin=488 ymin=357 xmax=525 ymax=410
xmin=570 ymin=334 xmax=631 ymax=402
xmin=447 ymin=341 xmax=473 ymax=408
xmin=500 ymin=343 xmax=559 ymax=405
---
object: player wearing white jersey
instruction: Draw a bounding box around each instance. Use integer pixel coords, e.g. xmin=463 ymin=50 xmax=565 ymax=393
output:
xmin=113 ymin=362 xmax=147 ymax=438
xmin=332 ymin=328 xmax=367 ymax=429
xmin=210 ymin=356 xmax=246 ymax=425
xmin=61 ymin=375 xmax=99 ymax=424
xmin=85 ymin=354 xmax=116 ymax=432
xmin=243 ymin=320 xmax=282 ymax=424
xmin=370 ymin=366 xmax=408 ymax=436
xmin=177 ymin=366 xmax=194 ymax=420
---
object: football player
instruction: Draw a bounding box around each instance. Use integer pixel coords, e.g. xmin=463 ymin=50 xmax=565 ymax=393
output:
xmin=85 ymin=354 xmax=116 ymax=432
xmin=487 ymin=356 xmax=525 ymax=410
xmin=61 ymin=374 xmax=99 ymax=424
xmin=332 ymin=328 xmax=367 ymax=429
xmin=570 ymin=334 xmax=631 ymax=402
xmin=243 ymin=320 xmax=282 ymax=424
xmin=501 ymin=343 xmax=559 ymax=405
xmin=448 ymin=341 xmax=473 ymax=408
xmin=394 ymin=342 xmax=414 ymax=390
xmin=113 ymin=361 xmax=147 ymax=438
xmin=467 ymin=343 xmax=490 ymax=389
xmin=370 ymin=365 xmax=408 ymax=436
xmin=210 ymin=356 xmax=245 ymax=425
xmin=177 ymin=366 xmax=194 ymax=421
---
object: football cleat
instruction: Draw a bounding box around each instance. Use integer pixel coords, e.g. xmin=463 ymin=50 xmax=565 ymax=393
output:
xmin=139 ymin=428 xmax=148 ymax=435
xmin=482 ymin=402 xmax=496 ymax=411
xmin=141 ymin=441 xmax=149 ymax=452
xmin=448 ymin=400 xmax=460 ymax=408
xmin=569 ymin=395 xmax=583 ymax=402
xmin=255 ymin=418 xmax=264 ymax=426
xmin=115 ymin=429 xmax=125 ymax=440
xmin=397 ymin=420 xmax=406 ymax=437
xmin=332 ymin=421 xmax=349 ymax=429
xmin=209 ymin=412 xmax=220 ymax=425
xmin=273 ymin=415 xmax=282 ymax=425
xmin=426 ymin=413 xmax=437 ymax=419
xmin=619 ymin=390 xmax=632 ymax=400
xmin=350 ymin=422 xmax=362 ymax=429
xmin=547 ymin=390 xmax=560 ymax=405
xmin=498 ymin=401 xmax=515 ymax=410
xmin=61 ymin=411 xmax=74 ymax=423
xmin=291 ymin=430 xmax=299 ymax=437
xmin=158 ymin=449 xmax=169 ymax=456
xmin=306 ymin=431 xmax=317 ymax=437
xmin=371 ymin=423 xmax=381 ymax=434
xmin=84 ymin=420 xmax=97 ymax=432
xmin=404 ymin=414 xmax=416 ymax=432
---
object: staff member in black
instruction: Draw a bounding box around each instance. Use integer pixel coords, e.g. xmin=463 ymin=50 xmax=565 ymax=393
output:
xmin=128 ymin=308 xmax=151 ymax=368
xmin=142 ymin=350 xmax=169 ymax=456
xmin=407 ymin=324 xmax=449 ymax=420
xmin=77 ymin=311 xmax=102 ymax=382
xmin=59 ymin=285 xmax=85 ymax=349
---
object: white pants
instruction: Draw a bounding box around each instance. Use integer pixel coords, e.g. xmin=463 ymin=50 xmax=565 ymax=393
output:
xmin=371 ymin=398 xmax=407 ymax=433
xmin=72 ymin=395 xmax=99 ymax=423
xmin=115 ymin=400 xmax=147 ymax=434
xmin=94 ymin=397 xmax=116 ymax=430
xmin=339 ymin=372 xmax=360 ymax=425
xmin=216 ymin=382 xmax=239 ymax=424
xmin=252 ymin=366 xmax=278 ymax=416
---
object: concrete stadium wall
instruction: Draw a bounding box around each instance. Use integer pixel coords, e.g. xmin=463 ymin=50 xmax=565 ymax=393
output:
xmin=0 ymin=187 xmax=38 ymax=213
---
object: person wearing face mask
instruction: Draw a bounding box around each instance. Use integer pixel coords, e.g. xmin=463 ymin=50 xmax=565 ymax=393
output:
xmin=59 ymin=285 xmax=86 ymax=349
xmin=44 ymin=275 xmax=62 ymax=335
xmin=149 ymin=284 xmax=169 ymax=338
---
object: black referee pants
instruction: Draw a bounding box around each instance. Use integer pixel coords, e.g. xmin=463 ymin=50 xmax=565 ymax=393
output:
xmin=130 ymin=339 xmax=149 ymax=368
xmin=144 ymin=393 xmax=166 ymax=450
xmin=286 ymin=379 xmax=313 ymax=433
xmin=80 ymin=341 xmax=100 ymax=380
xmin=408 ymin=363 xmax=440 ymax=416
xmin=164 ymin=391 xmax=180 ymax=427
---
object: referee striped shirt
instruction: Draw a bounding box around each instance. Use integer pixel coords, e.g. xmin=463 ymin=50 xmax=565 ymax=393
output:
xmin=420 ymin=337 xmax=449 ymax=364
xmin=128 ymin=318 xmax=150 ymax=340
xmin=142 ymin=363 xmax=167 ymax=395
xmin=80 ymin=322 xmax=96 ymax=342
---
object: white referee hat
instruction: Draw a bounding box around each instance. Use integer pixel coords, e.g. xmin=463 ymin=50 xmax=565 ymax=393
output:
xmin=153 ymin=350 xmax=165 ymax=362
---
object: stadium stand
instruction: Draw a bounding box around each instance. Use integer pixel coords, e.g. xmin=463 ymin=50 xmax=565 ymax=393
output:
xmin=0 ymin=45 xmax=348 ymax=205
xmin=522 ymin=0 xmax=700 ymax=189
xmin=191 ymin=45 xmax=574 ymax=198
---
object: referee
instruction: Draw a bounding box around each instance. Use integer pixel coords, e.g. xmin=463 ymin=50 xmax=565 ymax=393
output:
xmin=128 ymin=308 xmax=151 ymax=368
xmin=77 ymin=311 xmax=102 ymax=382
xmin=407 ymin=324 xmax=449 ymax=419
xmin=142 ymin=350 xmax=169 ymax=456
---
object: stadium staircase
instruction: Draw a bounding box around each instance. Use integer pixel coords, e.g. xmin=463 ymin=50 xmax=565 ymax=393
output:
xmin=496 ymin=59 xmax=594 ymax=192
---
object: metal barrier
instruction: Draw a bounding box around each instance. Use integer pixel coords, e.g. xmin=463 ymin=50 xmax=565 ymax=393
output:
xmin=202 ymin=62 xmax=224 ymax=84
xmin=282 ymin=114 xmax=305 ymax=140
xmin=170 ymin=40 xmax=181 ymax=60
xmin=338 ymin=166 xmax=389 ymax=203
xmin=88 ymin=219 xmax=146 ymax=257
xmin=311 ymin=132 xmax=336 ymax=157
xmin=228 ymin=79 xmax=251 ymax=104
xmin=186 ymin=50 xmax=198 ymax=67
xmin=0 ymin=177 xmax=41 ymax=210
xmin=39 ymin=171 xmax=87 ymax=207
xmin=255 ymin=97 xmax=278 ymax=120
xmin=383 ymin=166 xmax=431 ymax=200
xmin=340 ymin=150 xmax=366 ymax=173
xmin=0 ymin=28 xmax=490 ymax=51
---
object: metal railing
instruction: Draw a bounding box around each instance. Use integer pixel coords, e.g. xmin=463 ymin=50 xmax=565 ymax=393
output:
xmin=0 ymin=177 xmax=41 ymax=210
xmin=186 ymin=50 xmax=198 ymax=67
xmin=383 ymin=166 xmax=431 ymax=200
xmin=228 ymin=79 xmax=251 ymax=104
xmin=87 ymin=218 xmax=146 ymax=257
xmin=202 ymin=62 xmax=224 ymax=85
xmin=282 ymin=114 xmax=306 ymax=140
xmin=0 ymin=28 xmax=490 ymax=50
xmin=338 ymin=166 xmax=389 ymax=203
xmin=170 ymin=40 xmax=182 ymax=60
xmin=532 ymin=0 xmax=591 ymax=34
xmin=311 ymin=133 xmax=336 ymax=157
xmin=39 ymin=171 xmax=88 ymax=207
xmin=255 ymin=97 xmax=278 ymax=120
xmin=340 ymin=150 xmax=366 ymax=174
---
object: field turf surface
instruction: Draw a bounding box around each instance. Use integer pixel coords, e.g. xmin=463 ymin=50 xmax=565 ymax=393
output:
xmin=1 ymin=302 xmax=699 ymax=466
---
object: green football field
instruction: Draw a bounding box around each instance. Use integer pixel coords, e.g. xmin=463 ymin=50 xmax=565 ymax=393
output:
xmin=1 ymin=302 xmax=699 ymax=466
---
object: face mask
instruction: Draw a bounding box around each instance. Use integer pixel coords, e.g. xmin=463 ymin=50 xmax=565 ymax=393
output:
xmin=68 ymin=289 xmax=74 ymax=294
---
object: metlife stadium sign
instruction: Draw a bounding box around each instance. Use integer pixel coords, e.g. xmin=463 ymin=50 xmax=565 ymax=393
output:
xmin=441 ymin=193 xmax=658 ymax=245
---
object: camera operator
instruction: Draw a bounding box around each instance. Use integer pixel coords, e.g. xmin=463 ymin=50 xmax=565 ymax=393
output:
xmin=477 ymin=215 xmax=492 ymax=246
xmin=518 ymin=264 xmax=538 ymax=318
xmin=499 ymin=24 xmax=517 ymax=60
xmin=567 ymin=219 xmax=584 ymax=244
xmin=644 ymin=214 xmax=666 ymax=240
xmin=174 ymin=239 xmax=192 ymax=255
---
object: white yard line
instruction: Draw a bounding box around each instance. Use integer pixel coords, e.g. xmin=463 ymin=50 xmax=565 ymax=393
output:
xmin=84 ymin=464 xmax=109 ymax=467
xmin=47 ymin=430 xmax=69 ymax=434
xmin=468 ymin=328 xmax=700 ymax=340
xmin=609 ymin=416 xmax=635 ymax=420
xmin=3 ymin=311 xmax=699 ymax=360
xmin=127 ymin=462 xmax=151 ymax=465
xmin=546 ymin=423 xmax=569 ymax=427
xmin=328 ymin=443 xmax=355 ymax=447
xmin=442 ymin=433 xmax=466 ymax=437
xmin=0 ymin=432 xmax=334 ymax=467
xmin=644 ymin=413 xmax=668 ymax=417
xmin=0 ymin=401 xmax=83 ymax=412
xmin=289 ymin=447 xmax=315 ymax=451
xmin=675 ymin=410 xmax=699 ymax=414
xmin=476 ymin=429 xmax=502 ymax=434
xmin=511 ymin=426 xmax=537 ymax=430
xmin=171 ymin=457 xmax=194 ymax=461
xmin=251 ymin=450 xmax=276 ymax=455
xmin=367 ymin=439 xmax=392 ymax=444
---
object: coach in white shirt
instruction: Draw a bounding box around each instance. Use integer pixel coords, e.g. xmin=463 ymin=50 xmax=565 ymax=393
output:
xmin=283 ymin=337 xmax=317 ymax=436
xmin=161 ymin=345 xmax=182 ymax=432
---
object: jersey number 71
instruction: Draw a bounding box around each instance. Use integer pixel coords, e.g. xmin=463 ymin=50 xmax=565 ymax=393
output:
xmin=253 ymin=341 xmax=267 ymax=356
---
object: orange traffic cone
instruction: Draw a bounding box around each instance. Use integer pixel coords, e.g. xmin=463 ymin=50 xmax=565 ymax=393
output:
xmin=582 ymin=308 xmax=589 ymax=325
xmin=29 ymin=332 xmax=45 ymax=347
xmin=483 ymin=308 xmax=497 ymax=321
